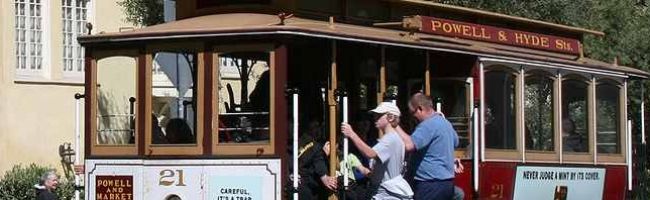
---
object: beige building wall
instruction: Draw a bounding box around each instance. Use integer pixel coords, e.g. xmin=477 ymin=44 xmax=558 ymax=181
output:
xmin=0 ymin=0 xmax=131 ymax=174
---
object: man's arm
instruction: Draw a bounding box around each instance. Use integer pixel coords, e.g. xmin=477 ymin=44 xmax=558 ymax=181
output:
xmin=396 ymin=125 xmax=416 ymax=152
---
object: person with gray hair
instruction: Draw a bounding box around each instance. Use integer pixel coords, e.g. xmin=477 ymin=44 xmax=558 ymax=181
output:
xmin=35 ymin=170 xmax=59 ymax=200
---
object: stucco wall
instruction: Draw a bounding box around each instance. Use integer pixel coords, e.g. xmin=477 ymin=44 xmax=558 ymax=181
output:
xmin=0 ymin=0 xmax=130 ymax=174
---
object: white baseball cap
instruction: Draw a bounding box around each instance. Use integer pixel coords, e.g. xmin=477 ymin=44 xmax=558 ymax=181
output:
xmin=370 ymin=102 xmax=401 ymax=117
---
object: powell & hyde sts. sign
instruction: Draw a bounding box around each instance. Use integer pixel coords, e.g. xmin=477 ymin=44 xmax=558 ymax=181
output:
xmin=415 ymin=16 xmax=581 ymax=55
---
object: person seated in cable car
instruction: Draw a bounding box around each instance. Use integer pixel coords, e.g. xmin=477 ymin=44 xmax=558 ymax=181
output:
xmin=164 ymin=118 xmax=195 ymax=144
xmin=288 ymin=120 xmax=338 ymax=200
xmin=562 ymin=119 xmax=587 ymax=152
xmin=335 ymin=139 xmax=371 ymax=200
xmin=128 ymin=113 xmax=169 ymax=144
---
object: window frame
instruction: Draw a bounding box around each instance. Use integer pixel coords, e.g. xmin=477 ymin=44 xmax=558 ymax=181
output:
xmin=523 ymin=69 xmax=560 ymax=162
xmin=483 ymin=65 xmax=523 ymax=161
xmin=212 ymin=44 xmax=276 ymax=156
xmin=14 ymin=0 xmax=50 ymax=79
xmin=560 ymin=73 xmax=594 ymax=163
xmin=145 ymin=42 xmax=205 ymax=156
xmin=89 ymin=49 xmax=140 ymax=156
xmin=595 ymin=78 xmax=626 ymax=164
xmin=62 ymin=0 xmax=90 ymax=78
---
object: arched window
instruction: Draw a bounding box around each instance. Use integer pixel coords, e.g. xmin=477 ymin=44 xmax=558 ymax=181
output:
xmin=484 ymin=68 xmax=517 ymax=150
xmin=596 ymin=81 xmax=621 ymax=154
xmin=562 ymin=78 xmax=589 ymax=153
xmin=96 ymin=56 xmax=137 ymax=145
xmin=524 ymin=71 xmax=555 ymax=151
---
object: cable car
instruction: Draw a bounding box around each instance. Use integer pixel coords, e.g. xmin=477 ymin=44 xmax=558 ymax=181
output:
xmin=78 ymin=1 xmax=648 ymax=199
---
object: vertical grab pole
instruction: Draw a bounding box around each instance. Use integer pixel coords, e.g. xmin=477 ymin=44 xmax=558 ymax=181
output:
xmin=472 ymin=106 xmax=479 ymax=193
xmin=342 ymin=91 xmax=349 ymax=189
xmin=74 ymin=93 xmax=85 ymax=200
xmin=625 ymin=80 xmax=632 ymax=192
xmin=290 ymin=89 xmax=299 ymax=200
xmin=642 ymin=85 xmax=646 ymax=145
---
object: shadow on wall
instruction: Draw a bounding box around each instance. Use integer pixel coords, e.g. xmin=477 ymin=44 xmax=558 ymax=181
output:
xmin=97 ymin=90 xmax=133 ymax=145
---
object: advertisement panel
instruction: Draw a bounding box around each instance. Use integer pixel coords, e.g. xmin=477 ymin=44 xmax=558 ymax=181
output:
xmin=513 ymin=166 xmax=606 ymax=200
xmin=86 ymin=159 xmax=280 ymax=200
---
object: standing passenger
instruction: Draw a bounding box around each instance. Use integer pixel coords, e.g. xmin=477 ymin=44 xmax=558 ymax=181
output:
xmin=397 ymin=93 xmax=458 ymax=200
xmin=341 ymin=102 xmax=413 ymax=199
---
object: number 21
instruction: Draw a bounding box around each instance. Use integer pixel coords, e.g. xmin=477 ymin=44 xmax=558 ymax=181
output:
xmin=159 ymin=169 xmax=186 ymax=186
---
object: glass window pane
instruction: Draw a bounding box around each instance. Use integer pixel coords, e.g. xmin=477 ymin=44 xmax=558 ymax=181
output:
xmin=597 ymin=83 xmax=620 ymax=154
xmin=562 ymin=79 xmax=589 ymax=153
xmin=217 ymin=52 xmax=270 ymax=144
xmin=485 ymin=70 xmax=517 ymax=149
xmin=152 ymin=51 xmax=198 ymax=144
xmin=525 ymin=73 xmax=554 ymax=151
xmin=431 ymin=80 xmax=470 ymax=150
xmin=97 ymin=56 xmax=137 ymax=145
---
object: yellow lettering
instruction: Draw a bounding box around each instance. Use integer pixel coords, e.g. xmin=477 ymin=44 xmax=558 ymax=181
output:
xmin=566 ymin=43 xmax=573 ymax=51
xmin=462 ymin=25 xmax=471 ymax=36
xmin=431 ymin=20 xmax=442 ymax=31
xmin=442 ymin=23 xmax=453 ymax=33
xmin=541 ymin=37 xmax=549 ymax=47
xmin=97 ymin=193 xmax=104 ymax=200
xmin=555 ymin=40 xmax=565 ymax=50
xmin=530 ymin=35 xmax=540 ymax=46
xmin=498 ymin=31 xmax=507 ymax=41
xmin=514 ymin=33 xmax=524 ymax=44
xmin=480 ymin=28 xmax=492 ymax=39
xmin=523 ymin=34 xmax=531 ymax=44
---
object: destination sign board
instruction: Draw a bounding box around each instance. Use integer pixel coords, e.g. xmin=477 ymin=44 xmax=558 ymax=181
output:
xmin=96 ymin=176 xmax=134 ymax=200
xmin=419 ymin=16 xmax=581 ymax=55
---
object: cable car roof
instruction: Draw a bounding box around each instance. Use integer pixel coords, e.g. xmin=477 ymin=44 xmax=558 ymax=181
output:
xmin=79 ymin=13 xmax=649 ymax=78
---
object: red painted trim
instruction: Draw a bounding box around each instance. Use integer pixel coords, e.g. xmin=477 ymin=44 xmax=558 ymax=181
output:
xmin=454 ymin=160 xmax=474 ymax=200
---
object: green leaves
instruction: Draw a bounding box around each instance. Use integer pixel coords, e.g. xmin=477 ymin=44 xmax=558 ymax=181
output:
xmin=118 ymin=0 xmax=164 ymax=26
xmin=0 ymin=164 xmax=78 ymax=200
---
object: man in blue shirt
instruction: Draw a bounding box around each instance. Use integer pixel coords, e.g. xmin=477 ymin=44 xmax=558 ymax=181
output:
xmin=397 ymin=93 xmax=458 ymax=200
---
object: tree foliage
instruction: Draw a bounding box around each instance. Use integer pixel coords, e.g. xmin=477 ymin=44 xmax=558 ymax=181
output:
xmin=118 ymin=0 xmax=164 ymax=26
xmin=0 ymin=164 xmax=77 ymax=200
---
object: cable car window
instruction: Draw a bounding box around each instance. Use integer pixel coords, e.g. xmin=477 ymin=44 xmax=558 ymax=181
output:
xmin=430 ymin=79 xmax=471 ymax=152
xmin=562 ymin=79 xmax=589 ymax=153
xmin=151 ymin=51 xmax=198 ymax=144
xmin=484 ymin=70 xmax=517 ymax=150
xmin=524 ymin=73 xmax=554 ymax=151
xmin=596 ymin=82 xmax=620 ymax=154
xmin=217 ymin=52 xmax=270 ymax=144
xmin=96 ymin=56 xmax=137 ymax=145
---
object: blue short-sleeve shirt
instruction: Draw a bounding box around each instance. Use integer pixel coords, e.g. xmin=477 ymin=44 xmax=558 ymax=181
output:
xmin=410 ymin=114 xmax=459 ymax=181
